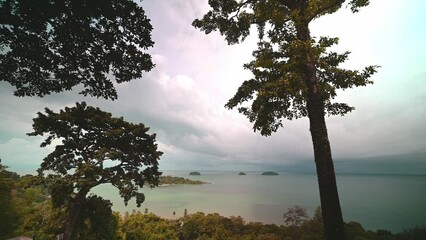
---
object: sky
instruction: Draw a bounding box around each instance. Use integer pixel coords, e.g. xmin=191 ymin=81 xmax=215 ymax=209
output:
xmin=1 ymin=0 xmax=425 ymax=174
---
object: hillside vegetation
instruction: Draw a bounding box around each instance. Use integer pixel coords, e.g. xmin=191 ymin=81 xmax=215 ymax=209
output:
xmin=1 ymin=167 xmax=424 ymax=240
xmin=159 ymin=176 xmax=205 ymax=185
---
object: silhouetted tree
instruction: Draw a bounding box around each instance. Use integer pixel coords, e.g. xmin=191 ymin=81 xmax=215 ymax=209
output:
xmin=283 ymin=205 xmax=308 ymax=227
xmin=193 ymin=1 xmax=378 ymax=239
xmin=28 ymin=102 xmax=162 ymax=240
xmin=0 ymin=0 xmax=154 ymax=99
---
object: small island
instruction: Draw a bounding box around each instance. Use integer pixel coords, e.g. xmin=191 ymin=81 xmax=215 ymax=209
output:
xmin=189 ymin=171 xmax=201 ymax=176
xmin=261 ymin=171 xmax=279 ymax=176
xmin=238 ymin=172 xmax=247 ymax=175
xmin=159 ymin=176 xmax=205 ymax=185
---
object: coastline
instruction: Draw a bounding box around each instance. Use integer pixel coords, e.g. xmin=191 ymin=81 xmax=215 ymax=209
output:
xmin=91 ymin=171 xmax=426 ymax=233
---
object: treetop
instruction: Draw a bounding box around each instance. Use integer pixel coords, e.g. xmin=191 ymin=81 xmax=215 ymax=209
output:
xmin=29 ymin=102 xmax=162 ymax=207
xmin=194 ymin=0 xmax=378 ymax=136
xmin=1 ymin=0 xmax=154 ymax=99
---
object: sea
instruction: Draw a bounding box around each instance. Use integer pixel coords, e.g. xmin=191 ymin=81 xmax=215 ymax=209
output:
xmin=91 ymin=171 xmax=426 ymax=233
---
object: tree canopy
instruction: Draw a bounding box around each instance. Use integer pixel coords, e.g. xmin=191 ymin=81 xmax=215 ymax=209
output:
xmin=0 ymin=0 xmax=154 ymax=99
xmin=193 ymin=0 xmax=377 ymax=136
xmin=29 ymin=101 xmax=162 ymax=206
xmin=28 ymin=102 xmax=162 ymax=239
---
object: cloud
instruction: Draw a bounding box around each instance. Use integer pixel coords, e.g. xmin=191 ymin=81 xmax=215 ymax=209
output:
xmin=0 ymin=137 xmax=50 ymax=173
xmin=110 ymin=59 xmax=307 ymax=164
xmin=1 ymin=0 xmax=425 ymax=174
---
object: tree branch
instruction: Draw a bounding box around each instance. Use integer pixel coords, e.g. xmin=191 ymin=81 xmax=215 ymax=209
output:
xmin=230 ymin=0 xmax=254 ymax=19
xmin=308 ymin=0 xmax=345 ymax=22
xmin=276 ymin=0 xmax=297 ymax=9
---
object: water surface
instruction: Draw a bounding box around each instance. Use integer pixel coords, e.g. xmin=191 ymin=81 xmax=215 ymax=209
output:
xmin=92 ymin=171 xmax=426 ymax=233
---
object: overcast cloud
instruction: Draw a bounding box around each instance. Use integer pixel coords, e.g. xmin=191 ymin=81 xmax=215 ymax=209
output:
xmin=1 ymin=0 xmax=425 ymax=174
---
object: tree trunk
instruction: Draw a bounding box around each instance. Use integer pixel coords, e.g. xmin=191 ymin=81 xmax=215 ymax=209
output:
xmin=296 ymin=22 xmax=346 ymax=240
xmin=307 ymin=93 xmax=346 ymax=240
xmin=63 ymin=189 xmax=88 ymax=240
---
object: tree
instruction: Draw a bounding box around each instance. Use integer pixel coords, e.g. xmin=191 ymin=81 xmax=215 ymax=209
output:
xmin=0 ymin=0 xmax=154 ymax=99
xmin=72 ymin=196 xmax=121 ymax=240
xmin=193 ymin=1 xmax=378 ymax=239
xmin=283 ymin=205 xmax=308 ymax=227
xmin=28 ymin=102 xmax=162 ymax=240
xmin=0 ymin=160 xmax=19 ymax=238
xmin=12 ymin=176 xmax=63 ymax=239
xmin=121 ymin=212 xmax=179 ymax=240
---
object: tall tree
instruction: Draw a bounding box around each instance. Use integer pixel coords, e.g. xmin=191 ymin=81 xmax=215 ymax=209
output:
xmin=193 ymin=0 xmax=378 ymax=239
xmin=28 ymin=102 xmax=162 ymax=240
xmin=0 ymin=0 xmax=154 ymax=99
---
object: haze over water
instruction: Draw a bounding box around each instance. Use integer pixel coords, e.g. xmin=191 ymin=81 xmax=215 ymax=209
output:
xmin=92 ymin=171 xmax=426 ymax=233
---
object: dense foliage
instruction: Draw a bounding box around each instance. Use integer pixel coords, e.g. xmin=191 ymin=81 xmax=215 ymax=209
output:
xmin=29 ymin=102 xmax=162 ymax=207
xmin=0 ymin=161 xmax=19 ymax=239
xmin=0 ymin=0 xmax=154 ymax=99
xmin=28 ymin=102 xmax=162 ymax=239
xmin=121 ymin=213 xmax=180 ymax=240
xmin=158 ymin=176 xmax=205 ymax=185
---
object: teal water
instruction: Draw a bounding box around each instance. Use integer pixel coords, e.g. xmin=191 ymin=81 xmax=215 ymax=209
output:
xmin=91 ymin=171 xmax=426 ymax=233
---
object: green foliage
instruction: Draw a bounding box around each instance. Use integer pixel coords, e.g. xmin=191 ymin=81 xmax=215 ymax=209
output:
xmin=181 ymin=212 xmax=234 ymax=240
xmin=0 ymin=169 xmax=63 ymax=240
xmin=72 ymin=196 xmax=121 ymax=240
xmin=158 ymin=175 xmax=205 ymax=185
xmin=193 ymin=0 xmax=371 ymax=45
xmin=0 ymin=162 xmax=19 ymax=239
xmin=0 ymin=169 xmax=122 ymax=240
xmin=121 ymin=212 xmax=179 ymax=240
xmin=179 ymin=211 xmax=317 ymax=240
xmin=193 ymin=0 xmax=378 ymax=136
xmin=14 ymin=198 xmax=63 ymax=240
xmin=0 ymin=0 xmax=154 ymax=99
xmin=28 ymin=102 xmax=162 ymax=208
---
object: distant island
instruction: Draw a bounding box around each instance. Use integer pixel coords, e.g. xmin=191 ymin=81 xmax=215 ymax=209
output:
xmin=189 ymin=171 xmax=201 ymax=176
xmin=261 ymin=171 xmax=278 ymax=176
xmin=159 ymin=176 xmax=205 ymax=185
xmin=238 ymin=172 xmax=247 ymax=175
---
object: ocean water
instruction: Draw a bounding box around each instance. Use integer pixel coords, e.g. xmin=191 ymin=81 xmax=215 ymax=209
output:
xmin=91 ymin=171 xmax=426 ymax=233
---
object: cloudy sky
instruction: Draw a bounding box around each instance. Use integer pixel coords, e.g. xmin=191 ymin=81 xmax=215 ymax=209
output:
xmin=1 ymin=0 xmax=425 ymax=174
